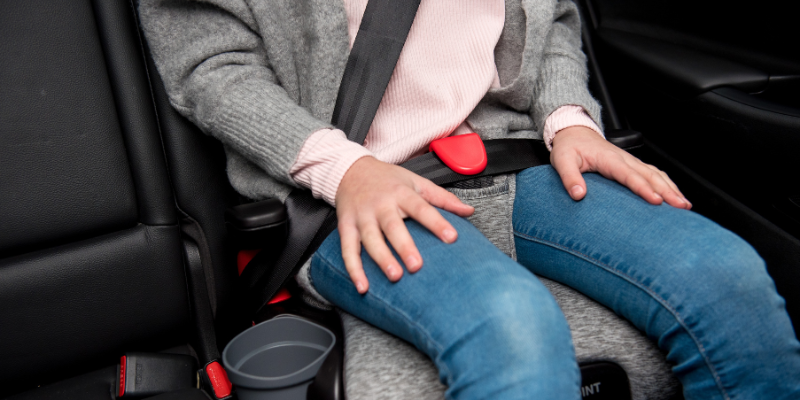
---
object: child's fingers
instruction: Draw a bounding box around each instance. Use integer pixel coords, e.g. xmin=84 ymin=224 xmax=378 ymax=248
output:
xmin=358 ymin=219 xmax=404 ymax=282
xmin=551 ymin=127 xmax=691 ymax=209
xmin=378 ymin=208 xmax=423 ymax=273
xmin=601 ymin=158 xmax=664 ymax=205
xmin=401 ymin=193 xmax=459 ymax=244
xmin=551 ymin=149 xmax=588 ymax=200
xmin=338 ymin=222 xmax=369 ymax=294
xmin=630 ymin=161 xmax=690 ymax=209
xmin=643 ymin=164 xmax=681 ymax=195
xmin=419 ymin=180 xmax=474 ymax=217
xmin=643 ymin=164 xmax=691 ymax=209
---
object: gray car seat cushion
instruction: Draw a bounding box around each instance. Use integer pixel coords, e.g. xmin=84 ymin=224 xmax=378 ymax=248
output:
xmin=340 ymin=276 xmax=680 ymax=400
xmin=341 ymin=312 xmax=446 ymax=400
xmin=297 ymin=174 xmax=680 ymax=398
xmin=336 ymin=175 xmax=680 ymax=400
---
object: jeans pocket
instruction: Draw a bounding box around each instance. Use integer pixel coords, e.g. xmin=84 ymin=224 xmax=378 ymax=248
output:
xmin=447 ymin=174 xmax=517 ymax=259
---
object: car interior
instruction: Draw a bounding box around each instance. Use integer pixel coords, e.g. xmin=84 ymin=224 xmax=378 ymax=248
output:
xmin=1 ymin=0 xmax=797 ymax=399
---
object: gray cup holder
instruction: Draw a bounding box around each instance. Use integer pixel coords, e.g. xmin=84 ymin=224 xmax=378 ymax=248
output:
xmin=223 ymin=316 xmax=336 ymax=400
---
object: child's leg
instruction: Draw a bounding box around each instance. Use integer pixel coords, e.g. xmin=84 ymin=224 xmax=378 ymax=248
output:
xmin=311 ymin=211 xmax=580 ymax=400
xmin=513 ymin=165 xmax=800 ymax=400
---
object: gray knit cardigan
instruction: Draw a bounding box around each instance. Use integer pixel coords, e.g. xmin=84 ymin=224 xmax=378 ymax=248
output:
xmin=138 ymin=0 xmax=602 ymax=201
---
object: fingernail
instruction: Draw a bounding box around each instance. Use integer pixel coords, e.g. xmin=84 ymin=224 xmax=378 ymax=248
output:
xmin=570 ymin=185 xmax=584 ymax=198
xmin=405 ymin=255 xmax=420 ymax=269
xmin=674 ymin=197 xmax=685 ymax=205
xmin=356 ymin=282 xmax=366 ymax=293
xmin=387 ymin=265 xmax=401 ymax=280
xmin=443 ymin=229 xmax=457 ymax=243
xmin=684 ymin=198 xmax=693 ymax=208
xmin=653 ymin=192 xmax=663 ymax=200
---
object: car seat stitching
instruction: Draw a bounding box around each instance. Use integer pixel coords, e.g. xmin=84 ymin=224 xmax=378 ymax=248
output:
xmin=512 ymin=229 xmax=732 ymax=400
xmin=447 ymin=181 xmax=509 ymax=201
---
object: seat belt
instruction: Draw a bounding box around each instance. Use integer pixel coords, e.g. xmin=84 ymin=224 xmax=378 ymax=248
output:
xmin=242 ymin=0 xmax=548 ymax=315
xmin=242 ymin=0 xmax=423 ymax=315
xmin=333 ymin=0 xmax=422 ymax=144
xmin=401 ymin=138 xmax=549 ymax=185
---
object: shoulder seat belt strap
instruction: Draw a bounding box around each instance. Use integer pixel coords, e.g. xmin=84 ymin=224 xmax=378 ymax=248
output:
xmin=243 ymin=0 xmax=423 ymax=315
xmin=334 ymin=0 xmax=422 ymax=144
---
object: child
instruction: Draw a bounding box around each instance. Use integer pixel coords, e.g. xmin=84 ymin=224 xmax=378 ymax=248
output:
xmin=139 ymin=0 xmax=800 ymax=398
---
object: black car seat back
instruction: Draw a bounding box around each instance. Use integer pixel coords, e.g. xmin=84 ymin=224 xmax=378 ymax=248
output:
xmin=0 ymin=0 xmax=192 ymax=394
xmin=132 ymin=1 xmax=243 ymax=342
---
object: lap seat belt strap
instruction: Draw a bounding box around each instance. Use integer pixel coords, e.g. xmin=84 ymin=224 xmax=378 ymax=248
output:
xmin=403 ymin=138 xmax=549 ymax=186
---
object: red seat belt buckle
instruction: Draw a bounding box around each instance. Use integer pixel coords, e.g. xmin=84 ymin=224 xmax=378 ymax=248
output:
xmin=119 ymin=355 xmax=127 ymax=397
xmin=429 ymin=133 xmax=487 ymax=175
xmin=203 ymin=361 xmax=233 ymax=399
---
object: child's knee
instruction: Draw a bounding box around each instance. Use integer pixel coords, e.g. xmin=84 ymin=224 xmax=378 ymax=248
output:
xmin=475 ymin=275 xmax=571 ymax=347
xmin=675 ymin=230 xmax=772 ymax=305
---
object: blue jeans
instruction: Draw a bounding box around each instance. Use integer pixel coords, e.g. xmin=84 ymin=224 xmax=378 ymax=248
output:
xmin=310 ymin=166 xmax=800 ymax=400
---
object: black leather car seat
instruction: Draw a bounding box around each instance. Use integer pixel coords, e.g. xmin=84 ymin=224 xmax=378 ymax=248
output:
xmin=0 ymin=1 xmax=222 ymax=398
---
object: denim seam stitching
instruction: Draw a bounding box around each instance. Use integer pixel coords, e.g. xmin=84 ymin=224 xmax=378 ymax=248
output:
xmin=513 ymin=230 xmax=731 ymax=400
xmin=314 ymin=255 xmax=455 ymax=383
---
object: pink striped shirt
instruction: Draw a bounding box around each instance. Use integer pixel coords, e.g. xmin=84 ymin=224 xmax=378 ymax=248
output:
xmin=290 ymin=0 xmax=603 ymax=205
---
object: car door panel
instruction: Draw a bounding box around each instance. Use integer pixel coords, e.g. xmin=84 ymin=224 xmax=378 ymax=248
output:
xmin=582 ymin=0 xmax=800 ymax=236
xmin=578 ymin=0 xmax=800 ymax=335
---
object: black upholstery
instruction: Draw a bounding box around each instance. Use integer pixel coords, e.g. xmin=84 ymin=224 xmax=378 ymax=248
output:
xmin=596 ymin=29 xmax=769 ymax=96
xmin=4 ymin=367 xmax=210 ymax=400
xmin=129 ymin=0 xmax=243 ymax=345
xmin=0 ymin=0 xmax=192 ymax=395
xmin=90 ymin=0 xmax=177 ymax=226
xmin=4 ymin=367 xmax=119 ymax=400
xmin=0 ymin=225 xmax=188 ymax=388
xmin=148 ymin=389 xmax=212 ymax=400
xmin=140 ymin=45 xmax=241 ymax=320
xmin=0 ymin=0 xmax=138 ymax=258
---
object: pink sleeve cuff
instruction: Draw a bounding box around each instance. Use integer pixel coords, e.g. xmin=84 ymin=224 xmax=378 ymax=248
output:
xmin=543 ymin=105 xmax=604 ymax=151
xmin=289 ymin=128 xmax=374 ymax=205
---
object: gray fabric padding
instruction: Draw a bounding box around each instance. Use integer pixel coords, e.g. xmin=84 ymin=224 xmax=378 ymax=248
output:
xmin=446 ymin=175 xmax=518 ymax=260
xmin=341 ymin=278 xmax=680 ymax=400
xmin=297 ymin=258 xmax=331 ymax=306
xmin=339 ymin=174 xmax=681 ymax=400
xmin=341 ymin=312 xmax=447 ymax=400
xmin=541 ymin=276 xmax=681 ymax=399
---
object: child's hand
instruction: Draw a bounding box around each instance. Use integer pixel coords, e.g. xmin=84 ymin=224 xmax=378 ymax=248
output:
xmin=335 ymin=157 xmax=475 ymax=294
xmin=551 ymin=126 xmax=691 ymax=209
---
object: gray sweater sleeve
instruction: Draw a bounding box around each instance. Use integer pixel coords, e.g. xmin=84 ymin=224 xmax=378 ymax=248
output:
xmin=138 ymin=0 xmax=332 ymax=186
xmin=531 ymin=0 xmax=602 ymax=131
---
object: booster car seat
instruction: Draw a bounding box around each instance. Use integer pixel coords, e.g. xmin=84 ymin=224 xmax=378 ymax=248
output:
xmin=136 ymin=2 xmax=682 ymax=400
xmin=197 ymin=1 xmax=681 ymax=398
